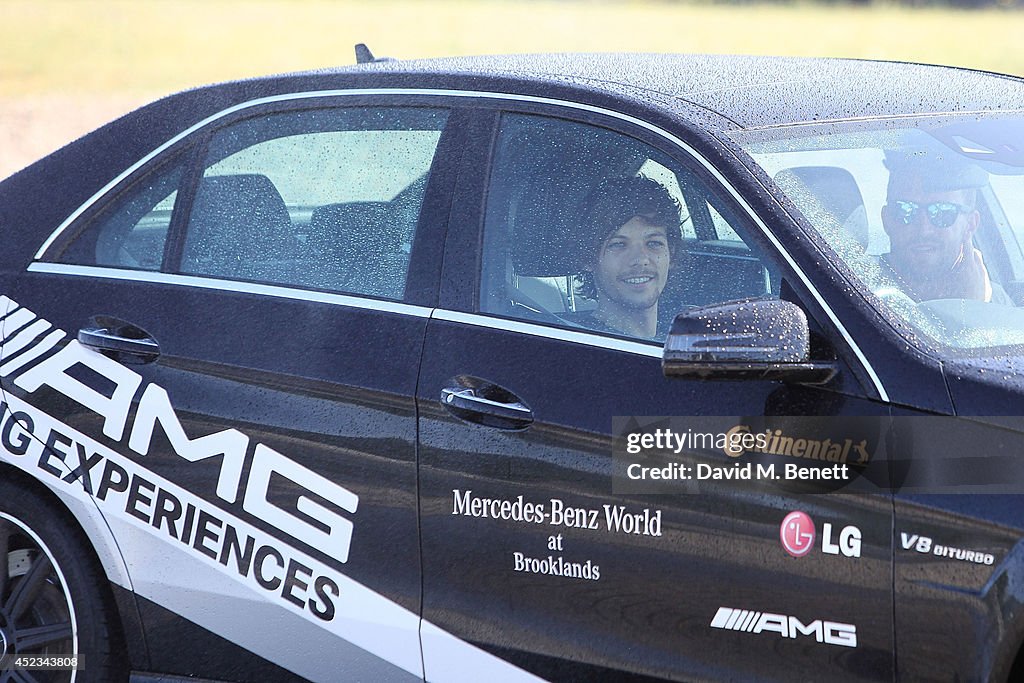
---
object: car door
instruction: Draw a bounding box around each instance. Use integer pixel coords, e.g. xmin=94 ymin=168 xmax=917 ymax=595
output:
xmin=417 ymin=105 xmax=895 ymax=682
xmin=1 ymin=99 xmax=463 ymax=681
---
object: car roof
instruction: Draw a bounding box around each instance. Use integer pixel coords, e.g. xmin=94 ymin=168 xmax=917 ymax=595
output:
xmin=309 ymin=52 xmax=1024 ymax=130
xmin=6 ymin=52 xmax=1024 ymax=248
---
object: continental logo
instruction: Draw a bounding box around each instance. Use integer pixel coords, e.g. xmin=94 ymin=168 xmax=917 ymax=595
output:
xmin=721 ymin=425 xmax=871 ymax=465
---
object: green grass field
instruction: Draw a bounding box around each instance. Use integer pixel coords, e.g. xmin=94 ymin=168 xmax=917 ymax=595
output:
xmin=4 ymin=0 xmax=1024 ymax=96
xmin=3 ymin=0 xmax=1024 ymax=178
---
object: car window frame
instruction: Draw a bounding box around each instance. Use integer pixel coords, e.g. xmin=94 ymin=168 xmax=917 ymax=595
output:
xmin=34 ymin=95 xmax=472 ymax=309
xmin=170 ymin=105 xmax=453 ymax=299
xmin=39 ymin=143 xmax=204 ymax=272
xmin=731 ymin=119 xmax=1024 ymax=361
xmin=431 ymin=97 xmax=907 ymax=405
xmin=28 ymin=88 xmax=900 ymax=406
xmin=444 ymin=102 xmax=792 ymax=331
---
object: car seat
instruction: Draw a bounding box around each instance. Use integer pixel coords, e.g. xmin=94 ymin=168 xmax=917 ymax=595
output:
xmin=489 ymin=120 xmax=649 ymax=321
xmin=773 ymin=166 xmax=869 ymax=250
xmin=304 ymin=201 xmax=405 ymax=298
xmin=182 ymin=174 xmax=295 ymax=283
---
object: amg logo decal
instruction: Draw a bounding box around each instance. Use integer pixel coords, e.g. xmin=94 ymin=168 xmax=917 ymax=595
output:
xmin=0 ymin=293 xmax=442 ymax=677
xmin=0 ymin=297 xmax=358 ymax=562
xmin=0 ymin=393 xmax=341 ymax=621
xmin=710 ymin=607 xmax=857 ymax=648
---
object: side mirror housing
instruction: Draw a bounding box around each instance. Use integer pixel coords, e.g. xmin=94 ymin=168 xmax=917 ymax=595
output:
xmin=662 ymin=299 xmax=837 ymax=384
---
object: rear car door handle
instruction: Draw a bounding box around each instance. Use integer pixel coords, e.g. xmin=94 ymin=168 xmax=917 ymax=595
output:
xmin=441 ymin=387 xmax=534 ymax=428
xmin=78 ymin=327 xmax=160 ymax=362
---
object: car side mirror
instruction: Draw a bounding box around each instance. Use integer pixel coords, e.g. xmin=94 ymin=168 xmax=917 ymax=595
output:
xmin=662 ymin=299 xmax=838 ymax=384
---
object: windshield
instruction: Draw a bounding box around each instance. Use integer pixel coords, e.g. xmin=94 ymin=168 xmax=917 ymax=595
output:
xmin=736 ymin=115 xmax=1024 ymax=355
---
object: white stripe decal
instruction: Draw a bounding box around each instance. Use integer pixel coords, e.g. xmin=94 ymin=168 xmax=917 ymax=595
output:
xmin=31 ymin=87 xmax=885 ymax=399
xmin=737 ymin=611 xmax=749 ymax=632
xmin=0 ymin=394 xmax=423 ymax=677
xmin=0 ymin=297 xmax=17 ymax=321
xmin=0 ymin=395 xmax=545 ymax=682
xmin=431 ymin=309 xmax=662 ymax=358
xmin=742 ymin=611 xmax=761 ymax=632
xmin=0 ymin=328 xmax=65 ymax=377
xmin=710 ymin=607 xmax=733 ymax=629
xmin=733 ymin=610 xmax=748 ymax=631
xmin=0 ymin=319 xmax=52 ymax=358
xmin=26 ymin=264 xmax=433 ymax=318
xmin=1 ymin=308 xmax=36 ymax=338
xmin=420 ymin=621 xmax=547 ymax=683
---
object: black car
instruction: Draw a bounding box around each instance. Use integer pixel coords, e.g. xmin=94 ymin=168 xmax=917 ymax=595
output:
xmin=2 ymin=49 xmax=1024 ymax=682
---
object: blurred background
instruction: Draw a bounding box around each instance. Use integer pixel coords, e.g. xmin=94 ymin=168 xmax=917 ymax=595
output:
xmin=3 ymin=0 xmax=1024 ymax=179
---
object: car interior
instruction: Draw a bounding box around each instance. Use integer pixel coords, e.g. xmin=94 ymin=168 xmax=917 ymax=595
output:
xmin=773 ymin=162 xmax=1024 ymax=308
xmin=480 ymin=116 xmax=778 ymax=340
xmin=178 ymin=170 xmax=423 ymax=300
xmin=79 ymin=165 xmax=426 ymax=302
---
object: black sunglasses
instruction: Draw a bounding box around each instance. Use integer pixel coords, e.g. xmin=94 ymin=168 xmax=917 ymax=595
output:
xmin=888 ymin=199 xmax=970 ymax=229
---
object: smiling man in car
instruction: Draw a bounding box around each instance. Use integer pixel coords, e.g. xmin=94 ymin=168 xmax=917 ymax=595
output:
xmin=572 ymin=176 xmax=684 ymax=339
xmin=880 ymin=150 xmax=1013 ymax=304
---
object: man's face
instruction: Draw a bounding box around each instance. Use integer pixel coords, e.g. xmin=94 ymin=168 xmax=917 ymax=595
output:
xmin=882 ymin=177 xmax=978 ymax=280
xmin=591 ymin=216 xmax=671 ymax=312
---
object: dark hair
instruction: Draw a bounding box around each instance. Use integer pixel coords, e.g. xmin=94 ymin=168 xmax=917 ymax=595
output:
xmin=884 ymin=148 xmax=988 ymax=210
xmin=575 ymin=176 xmax=683 ymax=299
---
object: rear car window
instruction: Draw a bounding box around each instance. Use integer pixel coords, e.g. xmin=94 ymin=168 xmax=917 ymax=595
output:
xmin=181 ymin=107 xmax=447 ymax=299
xmin=52 ymin=107 xmax=449 ymax=301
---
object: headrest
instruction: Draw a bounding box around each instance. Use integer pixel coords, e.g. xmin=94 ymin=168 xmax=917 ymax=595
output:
xmin=191 ymin=174 xmax=291 ymax=233
xmin=499 ymin=118 xmax=649 ymax=278
xmin=774 ymin=166 xmax=868 ymax=249
xmin=509 ymin=180 xmax=590 ymax=277
xmin=183 ymin=174 xmax=292 ymax=277
xmin=308 ymin=202 xmax=396 ymax=252
xmin=885 ymin=148 xmax=989 ymax=193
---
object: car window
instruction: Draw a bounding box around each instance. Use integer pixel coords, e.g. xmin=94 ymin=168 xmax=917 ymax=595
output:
xmin=180 ymin=107 xmax=448 ymax=299
xmin=54 ymin=155 xmax=187 ymax=270
xmin=480 ymin=112 xmax=779 ymax=342
xmin=708 ymin=204 xmax=743 ymax=242
xmin=738 ymin=115 xmax=1024 ymax=353
xmin=988 ymin=175 xmax=1024 ymax=273
xmin=637 ymin=159 xmax=695 ymax=239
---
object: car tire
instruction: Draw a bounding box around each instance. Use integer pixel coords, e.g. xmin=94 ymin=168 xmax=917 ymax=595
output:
xmin=0 ymin=480 xmax=127 ymax=682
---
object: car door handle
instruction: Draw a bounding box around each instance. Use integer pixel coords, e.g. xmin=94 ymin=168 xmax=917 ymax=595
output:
xmin=78 ymin=327 xmax=160 ymax=361
xmin=441 ymin=387 xmax=534 ymax=428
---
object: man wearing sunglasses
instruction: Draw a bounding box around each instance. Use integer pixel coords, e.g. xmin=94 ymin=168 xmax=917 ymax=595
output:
xmin=880 ymin=151 xmax=1013 ymax=304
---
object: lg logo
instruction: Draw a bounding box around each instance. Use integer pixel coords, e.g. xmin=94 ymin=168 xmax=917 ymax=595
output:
xmin=780 ymin=511 xmax=815 ymax=557
xmin=781 ymin=511 xmax=862 ymax=558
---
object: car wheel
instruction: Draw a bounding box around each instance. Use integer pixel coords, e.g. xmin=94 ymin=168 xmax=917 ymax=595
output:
xmin=0 ymin=481 xmax=126 ymax=682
